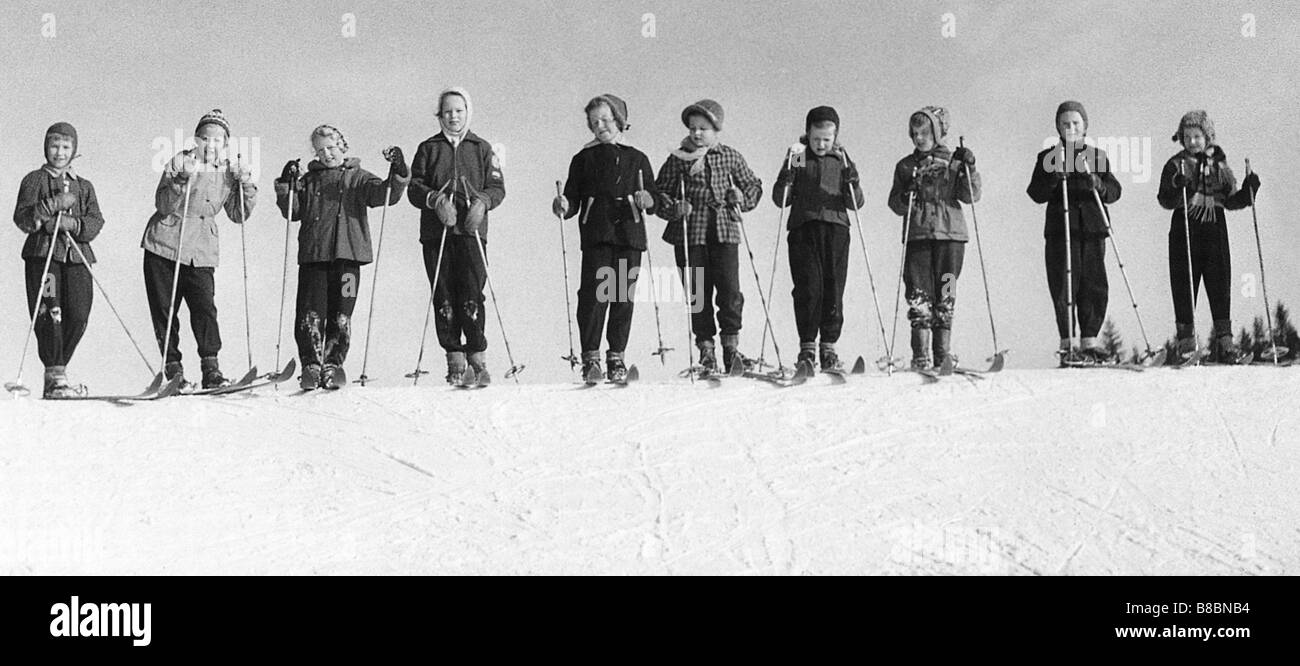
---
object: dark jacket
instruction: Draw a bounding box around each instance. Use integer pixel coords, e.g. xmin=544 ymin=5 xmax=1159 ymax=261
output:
xmin=887 ymin=145 xmax=980 ymax=242
xmin=407 ymin=131 xmax=505 ymax=242
xmin=1026 ymin=142 xmax=1121 ymax=239
xmin=13 ymin=167 xmax=104 ymax=264
xmin=1157 ymin=149 xmax=1253 ymax=225
xmin=773 ymin=144 xmax=865 ymax=231
xmin=275 ymin=157 xmax=408 ymax=265
xmin=560 ymin=142 xmax=657 ymax=251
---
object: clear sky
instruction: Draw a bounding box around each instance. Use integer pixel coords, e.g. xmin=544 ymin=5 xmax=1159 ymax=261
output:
xmin=3 ymin=0 xmax=1297 ymax=389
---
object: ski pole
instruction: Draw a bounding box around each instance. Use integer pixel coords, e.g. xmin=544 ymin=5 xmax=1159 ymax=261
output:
xmin=408 ymin=225 xmax=447 ymax=385
xmin=841 ymin=148 xmax=889 ymax=369
xmin=160 ymin=167 xmax=194 ymax=373
xmin=472 ymin=226 xmax=524 ymax=382
xmin=885 ymin=167 xmax=918 ymax=374
xmin=1177 ymin=160 xmax=1200 ymax=363
xmin=1079 ymin=153 xmax=1162 ymax=365
xmin=679 ymin=178 xmax=695 ymax=382
xmin=634 ymin=172 xmax=671 ymax=364
xmin=5 ymin=181 xmax=69 ymax=396
xmin=59 ymin=226 xmax=157 ymax=376
xmin=1244 ymin=158 xmax=1280 ymax=363
xmin=729 ymin=175 xmax=784 ymax=374
xmin=232 ymin=154 xmax=254 ymax=372
xmin=758 ymin=147 xmax=796 ymax=370
xmin=274 ymin=160 xmax=298 ymax=388
xmin=1060 ymin=145 xmax=1077 ymax=355
xmin=554 ymin=180 xmax=579 ymax=369
xmin=356 ymin=174 xmax=393 ymax=386
xmin=956 ymin=138 xmax=1006 ymax=371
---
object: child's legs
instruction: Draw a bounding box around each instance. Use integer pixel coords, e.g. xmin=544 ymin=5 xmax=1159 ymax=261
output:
xmin=904 ymin=241 xmax=935 ymax=331
xmin=323 ymin=260 xmax=361 ymax=366
xmin=929 ymin=241 xmax=965 ymax=330
xmin=675 ymin=243 xmax=716 ymax=344
xmin=295 ymin=262 xmax=330 ymax=367
xmin=1168 ymin=221 xmax=1197 ymax=327
xmin=604 ymin=247 xmax=641 ymax=354
xmin=59 ymin=262 xmax=93 ymax=364
xmin=25 ymin=258 xmax=63 ymax=368
xmin=423 ymin=238 xmax=460 ymax=353
xmin=787 ymin=225 xmax=824 ymax=344
xmin=1200 ymin=219 xmax=1232 ymax=323
xmin=820 ymin=224 xmax=851 ymax=343
xmin=1043 ymin=237 xmax=1074 ymax=340
xmin=709 ymin=240 xmax=743 ymax=339
xmin=180 ymin=265 xmax=222 ymax=360
xmin=1076 ymin=237 xmax=1108 ymax=339
xmin=142 ymin=251 xmax=184 ymax=365
xmin=576 ymin=245 xmax=613 ymax=353
xmin=452 ymin=236 xmax=489 ymax=354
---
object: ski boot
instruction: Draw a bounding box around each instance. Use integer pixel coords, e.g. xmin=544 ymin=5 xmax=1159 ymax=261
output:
xmin=301 ymin=363 xmax=322 ymax=391
xmin=581 ymin=351 xmax=603 ymax=385
xmin=1057 ymin=340 xmax=1083 ymax=368
xmin=165 ymin=361 xmax=194 ymax=392
xmin=1174 ymin=323 xmax=1198 ymax=362
xmin=320 ymin=364 xmax=342 ymax=390
xmin=445 ymin=351 xmax=468 ymax=385
xmin=1210 ymin=319 xmax=1247 ymax=364
xmin=819 ymin=343 xmax=844 ymax=372
xmin=795 ymin=344 xmax=818 ymax=378
xmin=697 ymin=340 xmax=718 ymax=376
xmin=42 ymin=366 xmax=87 ymax=399
xmin=606 ymin=351 xmax=629 ymax=384
xmin=468 ymin=351 xmax=490 ymax=385
xmin=200 ymin=357 xmax=231 ymax=389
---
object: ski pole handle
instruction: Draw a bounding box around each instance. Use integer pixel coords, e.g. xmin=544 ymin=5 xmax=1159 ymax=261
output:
xmin=1245 ymin=158 xmax=1252 ymax=176
xmin=555 ymin=180 xmax=563 ymax=197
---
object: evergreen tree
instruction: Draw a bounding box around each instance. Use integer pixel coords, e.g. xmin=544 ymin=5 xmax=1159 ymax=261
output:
xmin=1100 ymin=319 xmax=1124 ymax=359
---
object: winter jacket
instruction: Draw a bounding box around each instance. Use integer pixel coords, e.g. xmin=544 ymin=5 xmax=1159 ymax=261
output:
xmin=13 ymin=167 xmax=104 ymax=264
xmin=654 ymin=140 xmax=762 ymax=247
xmin=772 ymin=144 xmax=865 ymax=231
xmin=407 ymin=131 xmax=505 ymax=242
xmin=887 ymin=145 xmax=980 ymax=243
xmin=560 ymin=142 xmax=657 ymax=251
xmin=1157 ymin=149 xmax=1253 ymax=224
xmin=141 ymin=150 xmax=257 ymax=267
xmin=1026 ymin=142 xmax=1121 ymax=240
xmin=274 ymin=157 xmax=408 ymax=265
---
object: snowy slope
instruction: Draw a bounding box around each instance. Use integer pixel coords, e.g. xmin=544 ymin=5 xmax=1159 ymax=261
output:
xmin=2 ymin=367 xmax=1297 ymax=575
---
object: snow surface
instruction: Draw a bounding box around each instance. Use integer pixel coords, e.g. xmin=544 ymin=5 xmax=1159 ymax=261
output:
xmin=2 ymin=367 xmax=1297 ymax=575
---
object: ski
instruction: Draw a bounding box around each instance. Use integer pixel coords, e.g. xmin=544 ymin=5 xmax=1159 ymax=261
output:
xmin=742 ymin=370 xmax=796 ymax=387
xmin=680 ymin=366 xmax=723 ymax=385
xmin=208 ymin=359 xmax=298 ymax=395
xmin=584 ymin=364 xmax=603 ymax=386
xmin=1060 ymin=360 xmax=1145 ymax=372
xmin=177 ymin=366 xmax=260 ymax=396
xmin=44 ymin=375 xmax=185 ymax=402
xmin=851 ymin=356 xmax=867 ymax=375
xmin=820 ymin=367 xmax=848 ymax=384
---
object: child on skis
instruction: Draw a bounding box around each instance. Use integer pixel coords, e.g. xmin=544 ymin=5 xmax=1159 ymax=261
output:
xmin=1157 ymin=110 xmax=1261 ymax=364
xmin=552 ymin=94 xmax=658 ymax=383
xmin=407 ymin=87 xmax=506 ymax=384
xmin=772 ymin=106 xmax=864 ymax=374
xmin=275 ymin=125 xmax=410 ymax=390
xmin=887 ymin=106 xmax=981 ymax=370
xmin=142 ymin=109 xmax=257 ymax=389
xmin=12 ymin=122 xmax=106 ymax=398
xmin=653 ymin=99 xmax=763 ymax=375
xmin=1026 ymin=101 xmax=1122 ymax=365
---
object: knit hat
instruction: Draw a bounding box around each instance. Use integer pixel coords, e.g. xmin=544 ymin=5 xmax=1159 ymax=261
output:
xmin=44 ymin=122 xmax=78 ymax=155
xmin=195 ymin=108 xmax=230 ymax=137
xmin=1055 ymin=100 xmax=1088 ymax=131
xmin=909 ymin=106 xmax=950 ymax=144
xmin=681 ymin=99 xmax=724 ymax=131
xmin=805 ymin=106 xmax=840 ymax=134
xmin=586 ymin=94 xmax=629 ymax=131
xmin=1172 ymin=110 xmax=1216 ymax=144
xmin=437 ymin=87 xmax=474 ymax=135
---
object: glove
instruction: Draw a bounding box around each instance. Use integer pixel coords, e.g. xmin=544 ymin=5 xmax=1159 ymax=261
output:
xmin=43 ymin=215 xmax=78 ymax=234
xmin=952 ymin=146 xmax=975 ymax=166
xmin=279 ymin=160 xmax=301 ymax=182
xmin=1207 ymin=145 xmax=1227 ymax=164
xmin=725 ymin=186 xmax=744 ymax=206
xmin=382 ymin=146 xmax=408 ymax=178
xmin=176 ymin=155 xmax=200 ymax=182
xmin=49 ymin=191 xmax=77 ymax=213
xmin=672 ymin=199 xmax=693 ymax=220
xmin=1242 ymin=172 xmax=1260 ymax=195
xmin=228 ymin=161 xmax=253 ymax=184
xmin=1084 ymin=173 xmax=1102 ymax=191
xmin=466 ymin=196 xmax=487 ymax=234
xmin=551 ymin=195 xmax=568 ymax=218
xmin=633 ymin=190 xmax=654 ymax=211
xmin=1172 ymin=171 xmax=1190 ymax=189
xmin=432 ymin=193 xmax=457 ymax=227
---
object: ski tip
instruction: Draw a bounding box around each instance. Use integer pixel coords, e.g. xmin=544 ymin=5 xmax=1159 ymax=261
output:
xmin=851 ymin=356 xmax=866 ymax=375
xmin=145 ymin=372 xmax=164 ymax=394
xmin=986 ymin=351 xmax=1007 ymax=373
xmin=627 ymin=365 xmax=640 ymax=382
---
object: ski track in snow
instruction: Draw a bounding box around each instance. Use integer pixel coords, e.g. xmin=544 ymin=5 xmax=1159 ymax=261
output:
xmin=1 ymin=367 xmax=1297 ymax=575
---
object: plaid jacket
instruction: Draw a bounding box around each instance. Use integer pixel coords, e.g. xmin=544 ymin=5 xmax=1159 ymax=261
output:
xmin=653 ymin=142 xmax=762 ymax=247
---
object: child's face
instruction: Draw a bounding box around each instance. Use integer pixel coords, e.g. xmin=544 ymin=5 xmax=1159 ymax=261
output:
xmin=1056 ymin=111 xmax=1085 ymax=143
xmin=587 ymin=103 xmax=620 ymax=144
xmin=909 ymin=120 xmax=935 ymax=152
xmin=686 ymin=115 xmax=718 ymax=149
xmin=808 ymin=125 xmax=836 ymax=156
xmin=313 ymin=134 xmax=345 ymax=168
xmin=45 ymin=136 xmax=74 ymax=170
xmin=194 ymin=124 xmax=228 ymax=164
xmin=1181 ymin=127 xmax=1207 ymax=155
xmin=440 ymin=95 xmax=467 ymax=134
